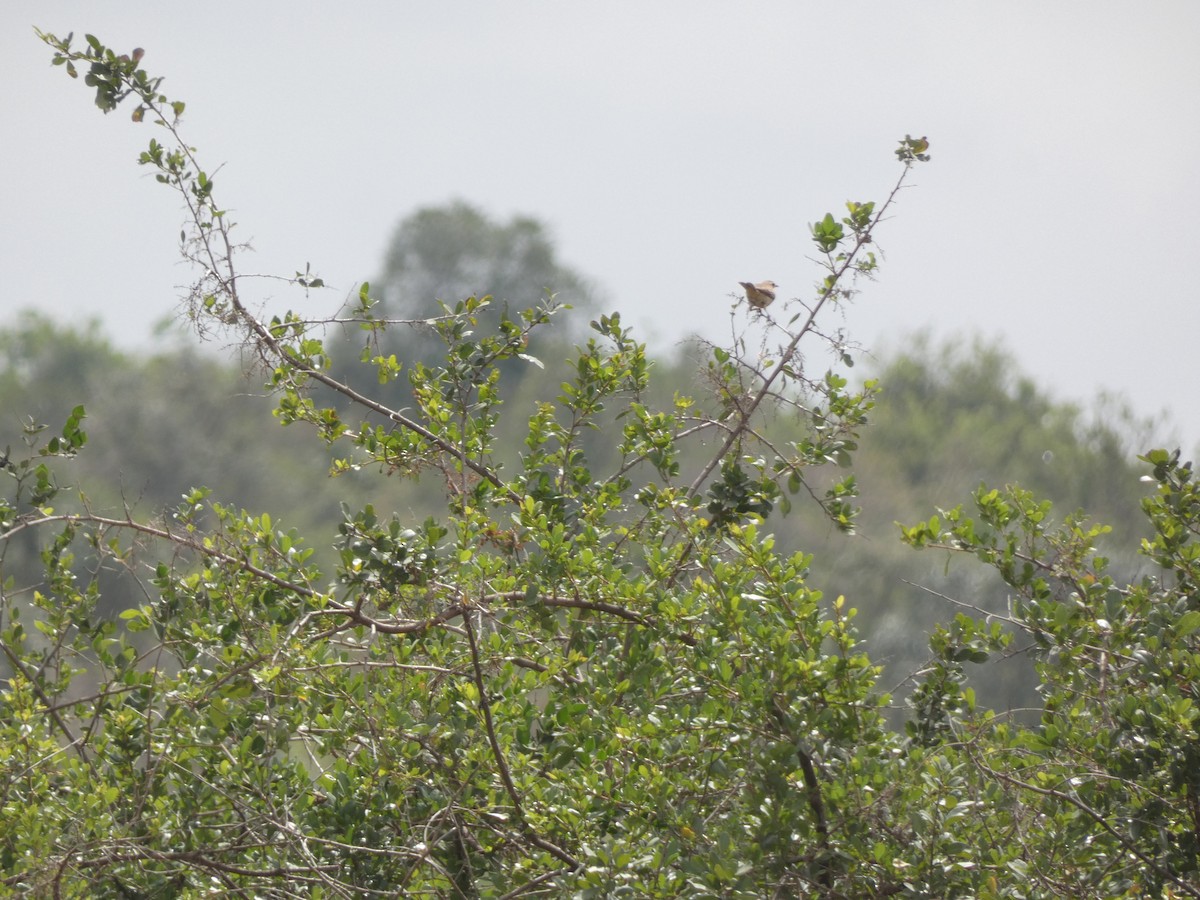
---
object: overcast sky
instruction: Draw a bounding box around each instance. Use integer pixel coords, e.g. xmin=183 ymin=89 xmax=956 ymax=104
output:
xmin=4 ymin=3 xmax=1198 ymax=454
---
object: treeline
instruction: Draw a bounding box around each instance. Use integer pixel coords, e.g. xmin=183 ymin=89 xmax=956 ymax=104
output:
xmin=0 ymin=308 xmax=1157 ymax=713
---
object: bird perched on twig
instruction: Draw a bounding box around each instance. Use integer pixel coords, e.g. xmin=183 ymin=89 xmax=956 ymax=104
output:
xmin=739 ymin=280 xmax=778 ymax=310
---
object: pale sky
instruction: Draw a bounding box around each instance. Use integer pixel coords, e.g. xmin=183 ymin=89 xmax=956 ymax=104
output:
xmin=4 ymin=3 xmax=1198 ymax=454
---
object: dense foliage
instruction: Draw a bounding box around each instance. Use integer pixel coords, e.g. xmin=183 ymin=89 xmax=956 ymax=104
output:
xmin=1 ymin=31 xmax=1196 ymax=898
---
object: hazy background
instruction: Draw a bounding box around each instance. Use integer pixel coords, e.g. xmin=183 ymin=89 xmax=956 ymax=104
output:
xmin=3 ymin=2 xmax=1198 ymax=452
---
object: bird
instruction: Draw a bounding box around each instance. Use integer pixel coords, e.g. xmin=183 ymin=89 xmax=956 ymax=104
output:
xmin=739 ymin=280 xmax=778 ymax=310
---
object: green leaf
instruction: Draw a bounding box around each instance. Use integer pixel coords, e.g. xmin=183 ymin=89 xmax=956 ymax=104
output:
xmin=1176 ymin=610 xmax=1200 ymax=637
xmin=119 ymin=607 xmax=152 ymax=632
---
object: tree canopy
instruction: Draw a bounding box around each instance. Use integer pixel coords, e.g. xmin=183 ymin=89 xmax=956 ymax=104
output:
xmin=2 ymin=31 xmax=1197 ymax=898
xmin=378 ymin=201 xmax=598 ymax=317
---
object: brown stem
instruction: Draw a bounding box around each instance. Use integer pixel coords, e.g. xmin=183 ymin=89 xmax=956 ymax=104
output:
xmin=687 ymin=170 xmax=913 ymax=500
xmin=461 ymin=607 xmax=581 ymax=871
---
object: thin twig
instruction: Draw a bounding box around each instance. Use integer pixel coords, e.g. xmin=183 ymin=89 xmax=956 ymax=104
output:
xmin=461 ymin=604 xmax=581 ymax=871
xmin=687 ymin=170 xmax=913 ymax=499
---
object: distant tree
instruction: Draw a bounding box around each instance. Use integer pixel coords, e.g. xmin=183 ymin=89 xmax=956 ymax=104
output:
xmin=320 ymin=202 xmax=600 ymax=414
xmin=378 ymin=201 xmax=598 ymax=319
xmin=0 ymin=311 xmax=122 ymax=425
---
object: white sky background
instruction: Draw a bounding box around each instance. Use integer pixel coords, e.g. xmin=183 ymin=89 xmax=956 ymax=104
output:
xmin=3 ymin=3 xmax=1198 ymax=454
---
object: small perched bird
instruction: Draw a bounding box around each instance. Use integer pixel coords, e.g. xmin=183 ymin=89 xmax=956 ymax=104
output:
xmin=739 ymin=280 xmax=778 ymax=309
